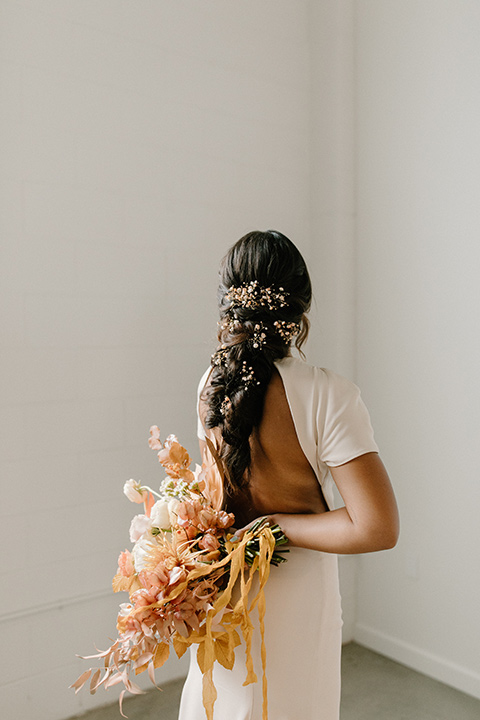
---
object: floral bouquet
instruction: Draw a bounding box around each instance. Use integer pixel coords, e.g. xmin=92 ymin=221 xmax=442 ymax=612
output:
xmin=71 ymin=427 xmax=288 ymax=719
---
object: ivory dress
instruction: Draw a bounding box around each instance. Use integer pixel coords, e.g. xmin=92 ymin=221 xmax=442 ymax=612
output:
xmin=178 ymin=356 xmax=378 ymax=720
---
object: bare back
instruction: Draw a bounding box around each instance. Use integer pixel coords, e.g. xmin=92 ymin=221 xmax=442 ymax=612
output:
xmin=200 ymin=367 xmax=329 ymax=525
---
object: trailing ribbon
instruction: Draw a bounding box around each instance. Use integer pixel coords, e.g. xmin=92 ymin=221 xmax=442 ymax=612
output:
xmin=169 ymin=524 xmax=276 ymax=720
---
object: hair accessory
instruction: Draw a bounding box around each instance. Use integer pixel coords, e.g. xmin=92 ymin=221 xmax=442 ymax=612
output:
xmin=251 ymin=323 xmax=267 ymax=349
xmin=225 ymin=280 xmax=288 ymax=311
xmin=220 ymin=396 xmax=232 ymax=417
xmin=241 ymin=361 xmax=260 ymax=389
xmin=273 ymin=320 xmax=300 ymax=344
xmin=219 ymin=317 xmax=240 ymax=333
xmin=211 ymin=346 xmax=228 ymax=366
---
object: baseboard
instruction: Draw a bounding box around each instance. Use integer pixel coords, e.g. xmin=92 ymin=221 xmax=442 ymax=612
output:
xmin=354 ymin=623 xmax=480 ymax=700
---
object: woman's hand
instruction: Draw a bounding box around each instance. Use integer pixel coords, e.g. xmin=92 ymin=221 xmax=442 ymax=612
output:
xmin=229 ymin=515 xmax=277 ymax=544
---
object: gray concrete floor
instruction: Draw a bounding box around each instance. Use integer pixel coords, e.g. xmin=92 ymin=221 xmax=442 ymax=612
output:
xmin=69 ymin=642 xmax=480 ymax=720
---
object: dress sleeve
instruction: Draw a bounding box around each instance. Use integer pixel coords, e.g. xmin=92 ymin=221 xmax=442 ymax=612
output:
xmin=319 ymin=369 xmax=379 ymax=467
xmin=196 ymin=367 xmax=212 ymax=441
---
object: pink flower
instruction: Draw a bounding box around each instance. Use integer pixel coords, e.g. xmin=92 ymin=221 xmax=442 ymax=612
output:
xmin=176 ymin=499 xmax=203 ymax=523
xmin=174 ymin=524 xmax=198 ymax=541
xmin=198 ymin=531 xmax=220 ymax=551
xmin=124 ymin=479 xmax=148 ymax=504
xmin=216 ymin=510 xmax=235 ymax=530
xmin=197 ymin=507 xmax=216 ymax=530
xmin=132 ymin=588 xmax=157 ymax=608
xmin=117 ymin=602 xmax=142 ymax=634
xmin=117 ymin=550 xmax=135 ymax=577
xmin=152 ymin=564 xmax=170 ymax=587
xmin=138 ymin=568 xmax=168 ymax=596
xmin=129 ymin=589 xmax=159 ymax=627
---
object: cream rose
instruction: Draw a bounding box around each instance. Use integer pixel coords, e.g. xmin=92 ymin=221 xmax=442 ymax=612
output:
xmin=168 ymin=498 xmax=181 ymax=525
xmin=129 ymin=513 xmax=152 ymax=543
xmin=132 ymin=536 xmax=154 ymax=572
xmin=150 ymin=499 xmax=172 ymax=531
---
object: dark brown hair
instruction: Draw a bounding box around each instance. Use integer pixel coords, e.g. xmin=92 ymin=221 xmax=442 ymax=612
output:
xmin=203 ymin=230 xmax=312 ymax=498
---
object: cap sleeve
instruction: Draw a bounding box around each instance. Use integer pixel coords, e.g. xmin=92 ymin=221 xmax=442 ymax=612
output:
xmin=196 ymin=367 xmax=212 ymax=441
xmin=319 ymin=369 xmax=379 ymax=467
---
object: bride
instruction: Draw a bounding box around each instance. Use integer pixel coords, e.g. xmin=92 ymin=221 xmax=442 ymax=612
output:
xmin=178 ymin=230 xmax=399 ymax=720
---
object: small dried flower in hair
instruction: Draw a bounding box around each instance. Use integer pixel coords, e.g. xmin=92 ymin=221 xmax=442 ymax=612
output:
xmin=273 ymin=320 xmax=299 ymax=344
xmin=225 ymin=280 xmax=288 ymax=312
xmin=240 ymin=361 xmax=261 ymax=388
xmin=219 ymin=317 xmax=239 ymax=333
xmin=212 ymin=346 xmax=228 ymax=367
xmin=251 ymin=322 xmax=267 ymax=349
xmin=220 ymin=396 xmax=232 ymax=417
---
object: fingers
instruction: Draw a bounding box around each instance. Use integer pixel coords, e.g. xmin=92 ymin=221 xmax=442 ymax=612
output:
xmin=230 ymin=515 xmax=273 ymax=543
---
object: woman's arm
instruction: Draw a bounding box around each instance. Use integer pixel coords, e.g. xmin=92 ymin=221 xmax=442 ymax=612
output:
xmin=271 ymin=452 xmax=399 ymax=554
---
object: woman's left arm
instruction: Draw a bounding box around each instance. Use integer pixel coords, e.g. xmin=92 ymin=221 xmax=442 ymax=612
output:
xmin=271 ymin=452 xmax=399 ymax=554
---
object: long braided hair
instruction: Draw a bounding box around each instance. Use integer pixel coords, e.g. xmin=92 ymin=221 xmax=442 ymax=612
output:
xmin=202 ymin=230 xmax=312 ymax=500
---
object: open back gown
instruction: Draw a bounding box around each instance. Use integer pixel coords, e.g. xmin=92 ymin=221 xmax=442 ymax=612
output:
xmin=178 ymin=356 xmax=378 ymax=720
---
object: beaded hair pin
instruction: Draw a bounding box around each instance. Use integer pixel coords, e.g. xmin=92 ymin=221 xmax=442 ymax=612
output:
xmin=218 ymin=361 xmax=260 ymax=418
xmin=273 ymin=320 xmax=300 ymax=344
xmin=212 ymin=282 xmax=299 ymax=400
xmin=217 ymin=318 xmax=299 ymax=350
xmin=225 ymin=280 xmax=288 ymax=311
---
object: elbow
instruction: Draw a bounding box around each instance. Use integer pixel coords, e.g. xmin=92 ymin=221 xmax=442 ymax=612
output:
xmin=380 ymin=529 xmax=399 ymax=551
xmin=372 ymin=520 xmax=400 ymax=551
xmin=385 ymin=510 xmax=400 ymax=549
xmin=358 ymin=519 xmax=400 ymax=553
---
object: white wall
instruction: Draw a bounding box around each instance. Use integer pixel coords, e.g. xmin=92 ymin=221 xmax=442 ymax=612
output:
xmin=0 ymin=2 xmax=312 ymax=718
xmin=308 ymin=0 xmax=359 ymax=641
xmin=5 ymin=0 xmax=477 ymax=715
xmin=354 ymin=0 xmax=480 ymax=698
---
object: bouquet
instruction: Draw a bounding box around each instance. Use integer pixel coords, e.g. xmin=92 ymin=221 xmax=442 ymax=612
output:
xmin=71 ymin=427 xmax=288 ymax=719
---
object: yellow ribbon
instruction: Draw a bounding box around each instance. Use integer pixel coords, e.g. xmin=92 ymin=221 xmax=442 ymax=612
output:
xmin=130 ymin=526 xmax=276 ymax=720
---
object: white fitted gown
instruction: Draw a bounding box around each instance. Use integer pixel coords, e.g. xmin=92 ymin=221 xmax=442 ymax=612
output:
xmin=178 ymin=356 xmax=378 ymax=720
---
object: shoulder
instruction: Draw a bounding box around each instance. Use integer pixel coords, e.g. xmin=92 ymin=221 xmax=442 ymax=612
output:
xmin=320 ymin=367 xmax=363 ymax=400
xmin=275 ymin=356 xmax=357 ymax=395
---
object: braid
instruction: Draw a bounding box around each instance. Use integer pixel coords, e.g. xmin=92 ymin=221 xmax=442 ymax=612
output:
xmin=203 ymin=230 xmax=312 ymax=498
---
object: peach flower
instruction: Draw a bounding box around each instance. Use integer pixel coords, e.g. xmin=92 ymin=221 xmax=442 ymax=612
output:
xmin=148 ymin=425 xmax=162 ymax=451
xmin=217 ymin=510 xmax=235 ymax=530
xmin=198 ymin=531 xmax=220 ymax=551
xmin=197 ymin=506 xmax=217 ymax=529
xmin=117 ymin=549 xmax=135 ymax=577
